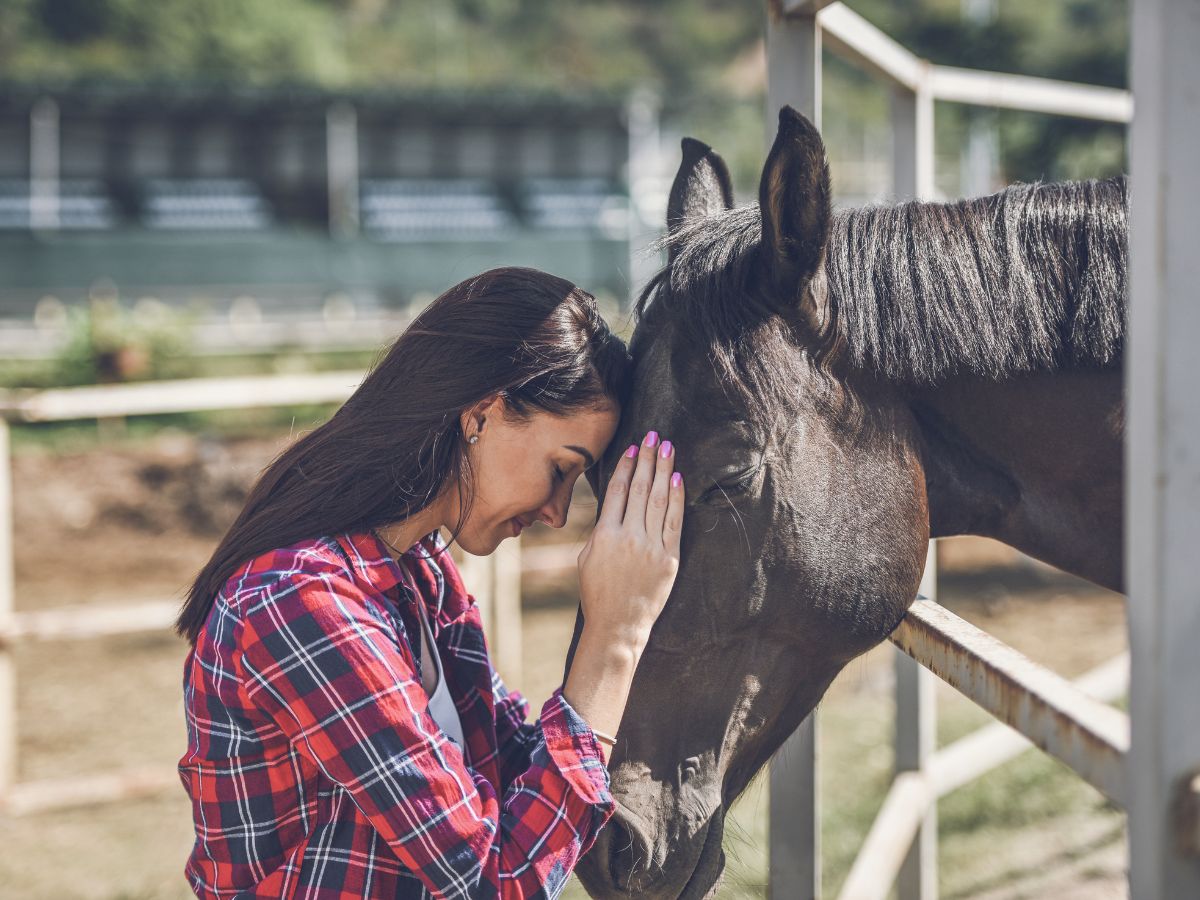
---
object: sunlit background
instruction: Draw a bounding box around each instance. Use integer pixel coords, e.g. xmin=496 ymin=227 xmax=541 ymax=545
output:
xmin=0 ymin=1 xmax=1129 ymax=897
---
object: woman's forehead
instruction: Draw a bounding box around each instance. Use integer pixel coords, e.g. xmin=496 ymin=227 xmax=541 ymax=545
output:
xmin=533 ymin=405 xmax=619 ymax=450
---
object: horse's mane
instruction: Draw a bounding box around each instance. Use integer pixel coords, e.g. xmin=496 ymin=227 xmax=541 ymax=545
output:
xmin=635 ymin=176 xmax=1127 ymax=398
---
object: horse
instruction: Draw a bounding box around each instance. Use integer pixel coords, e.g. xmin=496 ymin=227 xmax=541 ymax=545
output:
xmin=567 ymin=106 xmax=1127 ymax=899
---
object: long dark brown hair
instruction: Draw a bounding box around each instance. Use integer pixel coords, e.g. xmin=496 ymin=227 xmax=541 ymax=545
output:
xmin=177 ymin=266 xmax=632 ymax=644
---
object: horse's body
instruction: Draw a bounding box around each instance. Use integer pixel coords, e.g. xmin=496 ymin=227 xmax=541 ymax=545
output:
xmin=569 ymin=109 xmax=1126 ymax=899
xmin=917 ymin=369 xmax=1123 ymax=589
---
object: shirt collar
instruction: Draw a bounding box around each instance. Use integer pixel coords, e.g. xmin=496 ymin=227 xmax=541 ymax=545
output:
xmin=334 ymin=530 xmax=407 ymax=594
xmin=334 ymin=529 xmax=473 ymax=622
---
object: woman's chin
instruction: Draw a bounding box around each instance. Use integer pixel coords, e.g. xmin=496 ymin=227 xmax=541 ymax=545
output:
xmin=455 ymin=530 xmax=504 ymax=557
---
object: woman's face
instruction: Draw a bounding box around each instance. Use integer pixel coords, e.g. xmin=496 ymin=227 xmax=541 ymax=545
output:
xmin=451 ymin=396 xmax=620 ymax=555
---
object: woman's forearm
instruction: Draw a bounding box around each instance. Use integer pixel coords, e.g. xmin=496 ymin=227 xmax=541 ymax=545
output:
xmin=562 ymin=624 xmax=644 ymax=762
xmin=563 ymin=432 xmax=684 ymax=764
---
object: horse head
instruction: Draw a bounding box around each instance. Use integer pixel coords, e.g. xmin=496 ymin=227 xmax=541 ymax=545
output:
xmin=570 ymin=108 xmax=930 ymax=898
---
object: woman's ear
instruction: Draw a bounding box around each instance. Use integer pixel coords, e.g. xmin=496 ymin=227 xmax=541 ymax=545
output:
xmin=460 ymin=393 xmax=505 ymax=439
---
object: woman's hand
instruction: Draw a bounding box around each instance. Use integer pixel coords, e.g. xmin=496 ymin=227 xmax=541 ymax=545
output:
xmin=577 ymin=430 xmax=684 ymax=654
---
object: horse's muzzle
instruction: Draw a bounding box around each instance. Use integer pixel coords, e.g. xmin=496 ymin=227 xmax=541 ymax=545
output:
xmin=575 ymin=804 xmax=726 ymax=900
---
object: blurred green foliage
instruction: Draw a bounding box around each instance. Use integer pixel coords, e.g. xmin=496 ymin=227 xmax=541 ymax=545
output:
xmin=52 ymin=294 xmax=199 ymax=386
xmin=854 ymin=0 xmax=1128 ymax=181
xmin=0 ymin=0 xmax=1128 ymax=187
xmin=0 ymin=0 xmax=762 ymax=93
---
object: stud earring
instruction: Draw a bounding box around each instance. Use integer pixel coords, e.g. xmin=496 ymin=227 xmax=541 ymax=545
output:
xmin=468 ymin=435 xmax=479 ymax=444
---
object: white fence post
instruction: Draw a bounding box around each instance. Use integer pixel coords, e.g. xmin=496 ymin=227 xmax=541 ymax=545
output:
xmin=770 ymin=713 xmax=821 ymax=899
xmin=890 ymin=82 xmax=935 ymax=202
xmin=625 ymin=87 xmax=662 ymax=314
xmin=766 ymin=4 xmax=822 ymax=133
xmin=892 ymin=75 xmax=938 ymax=900
xmin=30 ymin=97 xmax=60 ymax=233
xmin=456 ymin=543 xmax=524 ymax=692
xmin=766 ymin=5 xmax=823 ymax=897
xmin=326 ymin=101 xmax=360 ymax=238
xmin=1127 ymin=0 xmax=1200 ymax=893
xmin=895 ymin=544 xmax=938 ymax=900
xmin=491 ymin=537 xmax=523 ymax=691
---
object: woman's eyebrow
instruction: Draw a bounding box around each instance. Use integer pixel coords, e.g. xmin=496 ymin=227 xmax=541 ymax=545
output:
xmin=563 ymin=445 xmax=595 ymax=467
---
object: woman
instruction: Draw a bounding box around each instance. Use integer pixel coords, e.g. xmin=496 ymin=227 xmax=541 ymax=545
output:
xmin=175 ymin=267 xmax=684 ymax=899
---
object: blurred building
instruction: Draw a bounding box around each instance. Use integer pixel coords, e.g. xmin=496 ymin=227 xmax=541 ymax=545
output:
xmin=0 ymin=82 xmax=640 ymax=320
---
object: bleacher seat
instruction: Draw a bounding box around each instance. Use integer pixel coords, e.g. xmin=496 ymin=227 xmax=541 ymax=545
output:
xmin=360 ymin=179 xmax=515 ymax=241
xmin=0 ymin=179 xmax=115 ymax=230
xmin=520 ymin=178 xmax=627 ymax=234
xmin=141 ymin=179 xmax=271 ymax=230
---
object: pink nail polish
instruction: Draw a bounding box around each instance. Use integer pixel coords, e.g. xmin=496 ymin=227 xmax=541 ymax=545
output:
xmin=624 ymin=444 xmax=638 ymax=458
xmin=645 ymin=431 xmax=659 ymax=447
xmin=659 ymin=440 xmax=673 ymax=459
xmin=671 ymin=472 xmax=682 ymax=488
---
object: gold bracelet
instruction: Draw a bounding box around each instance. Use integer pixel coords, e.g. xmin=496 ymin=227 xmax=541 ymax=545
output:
xmin=593 ymin=728 xmax=618 ymax=746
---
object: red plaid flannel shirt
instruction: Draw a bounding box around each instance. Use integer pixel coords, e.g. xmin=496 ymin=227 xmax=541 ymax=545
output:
xmin=179 ymin=529 xmax=614 ymax=898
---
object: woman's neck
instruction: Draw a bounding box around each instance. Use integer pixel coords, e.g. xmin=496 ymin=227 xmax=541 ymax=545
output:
xmin=375 ymin=500 xmax=447 ymax=562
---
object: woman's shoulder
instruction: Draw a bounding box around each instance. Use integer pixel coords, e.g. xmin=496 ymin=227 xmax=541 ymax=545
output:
xmin=216 ymin=533 xmax=360 ymax=613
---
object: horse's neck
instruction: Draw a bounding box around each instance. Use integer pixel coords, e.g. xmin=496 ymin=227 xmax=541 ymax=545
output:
xmin=911 ymin=367 xmax=1125 ymax=592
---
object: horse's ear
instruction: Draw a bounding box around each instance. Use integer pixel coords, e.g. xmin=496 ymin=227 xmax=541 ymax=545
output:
xmin=667 ymin=137 xmax=734 ymax=260
xmin=759 ymin=106 xmax=831 ymax=299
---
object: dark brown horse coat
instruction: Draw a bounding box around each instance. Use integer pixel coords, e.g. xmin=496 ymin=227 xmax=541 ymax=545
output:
xmin=570 ymin=108 xmax=1126 ymax=899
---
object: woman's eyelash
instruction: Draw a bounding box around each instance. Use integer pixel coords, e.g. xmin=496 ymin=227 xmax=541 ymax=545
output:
xmin=552 ymin=464 xmax=565 ymax=484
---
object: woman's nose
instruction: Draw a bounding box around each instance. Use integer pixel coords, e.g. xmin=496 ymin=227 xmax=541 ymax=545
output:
xmin=539 ymin=496 xmax=569 ymax=528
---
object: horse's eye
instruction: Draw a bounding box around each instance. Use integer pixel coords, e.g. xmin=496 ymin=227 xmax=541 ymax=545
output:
xmin=697 ymin=465 xmax=760 ymax=505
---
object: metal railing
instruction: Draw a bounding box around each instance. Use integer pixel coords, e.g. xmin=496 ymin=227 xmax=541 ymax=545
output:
xmin=762 ymin=3 xmax=1160 ymax=898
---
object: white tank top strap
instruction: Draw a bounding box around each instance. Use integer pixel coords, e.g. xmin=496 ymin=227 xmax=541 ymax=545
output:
xmin=414 ymin=594 xmax=467 ymax=749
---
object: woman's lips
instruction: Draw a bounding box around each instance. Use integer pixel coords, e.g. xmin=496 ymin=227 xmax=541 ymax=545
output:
xmin=510 ymin=517 xmax=525 ymax=537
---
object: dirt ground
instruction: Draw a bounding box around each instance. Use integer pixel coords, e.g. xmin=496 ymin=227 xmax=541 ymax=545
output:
xmin=0 ymin=428 xmax=1129 ymax=898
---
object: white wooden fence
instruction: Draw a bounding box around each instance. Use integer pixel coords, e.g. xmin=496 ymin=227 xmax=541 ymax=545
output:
xmin=0 ymin=308 xmax=417 ymax=360
xmin=764 ymin=3 xmax=1200 ymax=898
xmin=0 ymin=371 xmax=579 ymax=817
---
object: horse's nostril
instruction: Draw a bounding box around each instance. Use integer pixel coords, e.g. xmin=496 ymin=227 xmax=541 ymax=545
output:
xmin=608 ymin=812 xmax=655 ymax=890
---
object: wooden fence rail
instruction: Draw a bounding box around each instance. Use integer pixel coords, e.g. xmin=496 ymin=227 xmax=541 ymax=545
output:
xmin=0 ymin=373 xmax=581 ymax=817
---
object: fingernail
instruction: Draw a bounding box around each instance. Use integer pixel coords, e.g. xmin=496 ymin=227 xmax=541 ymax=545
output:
xmin=659 ymin=440 xmax=673 ymax=459
xmin=644 ymin=430 xmax=659 ymax=447
xmin=624 ymin=444 xmax=638 ymax=458
xmin=671 ymin=472 xmax=682 ymax=488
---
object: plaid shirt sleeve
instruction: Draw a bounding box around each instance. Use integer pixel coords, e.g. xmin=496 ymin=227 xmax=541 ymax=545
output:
xmin=491 ymin=669 xmax=541 ymax=793
xmin=235 ymin=569 xmax=614 ymax=899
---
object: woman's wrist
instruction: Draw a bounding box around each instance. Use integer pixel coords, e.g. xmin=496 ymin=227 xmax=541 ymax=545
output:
xmin=562 ymin=623 xmax=643 ymax=744
xmin=577 ymin=616 xmax=652 ymax=660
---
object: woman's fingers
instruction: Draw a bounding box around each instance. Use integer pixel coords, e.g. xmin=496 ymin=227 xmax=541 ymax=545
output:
xmin=597 ymin=442 xmax=638 ymax=529
xmin=663 ymin=470 xmax=684 ymax=556
xmin=623 ymin=432 xmax=659 ymax=533
xmin=643 ymin=439 xmax=675 ymax=541
xmin=576 ymin=429 xmax=684 ymax=644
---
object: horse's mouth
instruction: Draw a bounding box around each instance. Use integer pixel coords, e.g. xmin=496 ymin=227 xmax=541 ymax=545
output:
xmin=675 ymin=809 xmax=727 ymax=900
